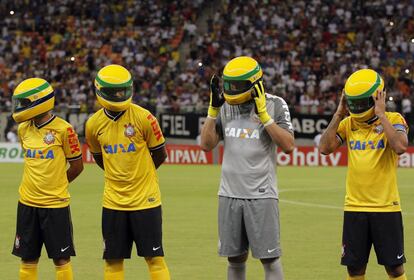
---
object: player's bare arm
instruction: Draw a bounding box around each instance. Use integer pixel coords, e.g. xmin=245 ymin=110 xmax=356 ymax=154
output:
xmin=92 ymin=154 xmax=105 ymax=170
xmin=252 ymin=81 xmax=294 ymax=153
xmin=151 ymin=146 xmax=167 ymax=169
xmin=67 ymin=158 xmax=83 ymax=182
xmin=200 ymin=74 xmax=224 ymax=152
xmin=374 ymin=90 xmax=408 ymax=155
xmin=319 ymin=93 xmax=347 ymax=155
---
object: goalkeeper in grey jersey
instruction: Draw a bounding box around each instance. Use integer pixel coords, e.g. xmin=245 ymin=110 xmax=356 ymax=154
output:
xmin=200 ymin=56 xmax=294 ymax=280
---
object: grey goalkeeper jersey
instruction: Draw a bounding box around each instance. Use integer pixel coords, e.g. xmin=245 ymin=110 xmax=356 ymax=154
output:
xmin=216 ymin=94 xmax=293 ymax=199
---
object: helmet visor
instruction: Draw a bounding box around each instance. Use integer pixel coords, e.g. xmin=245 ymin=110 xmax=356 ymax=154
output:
xmin=223 ymin=80 xmax=253 ymax=95
xmin=12 ymin=97 xmax=33 ymax=113
xmin=97 ymin=86 xmax=133 ymax=102
xmin=346 ymin=96 xmax=375 ymax=114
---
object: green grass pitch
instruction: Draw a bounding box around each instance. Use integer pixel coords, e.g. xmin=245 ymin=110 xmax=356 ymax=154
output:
xmin=0 ymin=164 xmax=413 ymax=279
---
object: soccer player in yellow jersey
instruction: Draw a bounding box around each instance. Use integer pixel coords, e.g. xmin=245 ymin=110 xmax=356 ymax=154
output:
xmin=11 ymin=78 xmax=84 ymax=280
xmin=319 ymin=69 xmax=408 ymax=280
xmin=85 ymin=64 xmax=170 ymax=280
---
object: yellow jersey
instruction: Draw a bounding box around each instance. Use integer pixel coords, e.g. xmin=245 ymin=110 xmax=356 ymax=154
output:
xmin=337 ymin=112 xmax=408 ymax=212
xmin=18 ymin=115 xmax=82 ymax=208
xmin=85 ymin=104 xmax=165 ymax=211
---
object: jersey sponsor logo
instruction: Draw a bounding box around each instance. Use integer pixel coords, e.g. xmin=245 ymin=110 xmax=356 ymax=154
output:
xmin=43 ymin=130 xmax=56 ymax=145
xmin=67 ymin=127 xmax=81 ymax=154
xmin=147 ymin=114 xmax=163 ymax=141
xmin=25 ymin=149 xmax=54 ymax=159
xmin=225 ymin=127 xmax=260 ymax=139
xmin=103 ymin=143 xmax=136 ymax=154
xmin=349 ymin=139 xmax=385 ymax=150
xmin=124 ymin=123 xmax=136 ymax=138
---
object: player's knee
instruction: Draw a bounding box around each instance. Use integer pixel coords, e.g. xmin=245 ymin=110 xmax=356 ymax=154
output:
xmin=105 ymin=259 xmax=124 ymax=272
xmin=260 ymin=257 xmax=279 ymax=264
xmin=53 ymin=258 xmax=70 ymax=266
xmin=145 ymin=256 xmax=168 ymax=272
xmin=22 ymin=258 xmax=39 ymax=264
xmin=385 ymin=264 xmax=405 ymax=278
xmin=347 ymin=265 xmax=367 ymax=276
xmin=228 ymin=253 xmax=248 ymax=263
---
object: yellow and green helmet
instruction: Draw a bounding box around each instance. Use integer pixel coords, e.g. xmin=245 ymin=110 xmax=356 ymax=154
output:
xmin=222 ymin=56 xmax=263 ymax=105
xmin=344 ymin=69 xmax=384 ymax=119
xmin=94 ymin=64 xmax=133 ymax=112
xmin=12 ymin=78 xmax=55 ymax=123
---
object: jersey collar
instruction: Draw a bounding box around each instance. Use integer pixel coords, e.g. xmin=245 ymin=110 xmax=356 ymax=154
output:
xmin=104 ymin=109 xmax=125 ymax=121
xmin=34 ymin=115 xmax=56 ymax=129
xmin=366 ymin=115 xmax=379 ymax=125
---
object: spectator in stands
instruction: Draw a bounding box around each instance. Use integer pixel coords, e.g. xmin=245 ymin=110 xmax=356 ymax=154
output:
xmin=6 ymin=124 xmax=18 ymax=143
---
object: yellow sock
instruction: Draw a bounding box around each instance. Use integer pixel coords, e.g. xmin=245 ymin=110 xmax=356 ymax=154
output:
xmin=390 ymin=273 xmax=407 ymax=280
xmin=146 ymin=257 xmax=171 ymax=280
xmin=19 ymin=263 xmax=38 ymax=280
xmin=347 ymin=275 xmax=365 ymax=280
xmin=104 ymin=260 xmax=124 ymax=280
xmin=55 ymin=262 xmax=73 ymax=280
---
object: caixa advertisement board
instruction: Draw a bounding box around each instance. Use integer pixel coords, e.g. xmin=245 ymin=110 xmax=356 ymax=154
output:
xmin=2 ymin=142 xmax=414 ymax=167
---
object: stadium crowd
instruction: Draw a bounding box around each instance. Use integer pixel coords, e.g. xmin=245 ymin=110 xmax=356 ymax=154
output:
xmin=176 ymin=0 xmax=414 ymax=119
xmin=0 ymin=0 xmax=414 ymax=121
xmin=0 ymin=0 xmax=205 ymax=114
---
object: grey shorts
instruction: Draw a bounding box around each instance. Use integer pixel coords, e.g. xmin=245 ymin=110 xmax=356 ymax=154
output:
xmin=218 ymin=196 xmax=281 ymax=259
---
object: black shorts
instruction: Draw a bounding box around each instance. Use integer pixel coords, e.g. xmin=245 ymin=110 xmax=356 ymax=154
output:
xmin=102 ymin=206 xmax=164 ymax=259
xmin=341 ymin=211 xmax=406 ymax=266
xmin=12 ymin=202 xmax=75 ymax=260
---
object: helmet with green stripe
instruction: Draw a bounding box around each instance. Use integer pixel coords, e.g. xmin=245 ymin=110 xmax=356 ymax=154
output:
xmin=94 ymin=64 xmax=133 ymax=112
xmin=222 ymin=56 xmax=263 ymax=105
xmin=12 ymin=78 xmax=55 ymax=123
xmin=344 ymin=69 xmax=384 ymax=121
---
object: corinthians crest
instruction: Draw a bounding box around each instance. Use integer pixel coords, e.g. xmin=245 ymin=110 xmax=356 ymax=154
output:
xmin=43 ymin=130 xmax=56 ymax=144
xmin=124 ymin=123 xmax=136 ymax=138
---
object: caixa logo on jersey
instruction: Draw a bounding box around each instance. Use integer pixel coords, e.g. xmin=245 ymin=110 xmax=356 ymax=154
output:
xmin=225 ymin=127 xmax=260 ymax=139
xmin=103 ymin=143 xmax=136 ymax=154
xmin=349 ymin=139 xmax=385 ymax=150
xmin=25 ymin=149 xmax=54 ymax=159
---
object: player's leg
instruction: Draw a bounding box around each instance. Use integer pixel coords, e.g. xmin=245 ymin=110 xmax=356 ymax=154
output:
xmin=41 ymin=206 xmax=75 ymax=280
xmin=370 ymin=212 xmax=407 ymax=280
xmin=129 ymin=206 xmax=170 ymax=280
xmin=218 ymin=197 xmax=249 ymax=280
xmin=243 ymin=198 xmax=283 ymax=280
xmin=53 ymin=258 xmax=73 ymax=280
xmin=261 ymin=258 xmax=283 ymax=280
xmin=12 ymin=203 xmax=43 ymax=280
xmin=102 ymin=208 xmax=133 ymax=280
xmin=341 ymin=212 xmax=371 ymax=280
xmin=228 ymin=253 xmax=248 ymax=280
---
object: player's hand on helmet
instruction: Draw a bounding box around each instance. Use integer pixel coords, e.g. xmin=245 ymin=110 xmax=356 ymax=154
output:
xmin=252 ymin=80 xmax=273 ymax=125
xmin=208 ymin=74 xmax=224 ymax=118
xmin=335 ymin=91 xmax=348 ymax=118
xmin=374 ymin=90 xmax=386 ymax=118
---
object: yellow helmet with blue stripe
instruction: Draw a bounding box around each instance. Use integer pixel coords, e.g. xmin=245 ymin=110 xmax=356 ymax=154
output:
xmin=94 ymin=64 xmax=133 ymax=112
xmin=12 ymin=78 xmax=55 ymax=123
xmin=222 ymin=56 xmax=263 ymax=105
xmin=344 ymin=69 xmax=384 ymax=121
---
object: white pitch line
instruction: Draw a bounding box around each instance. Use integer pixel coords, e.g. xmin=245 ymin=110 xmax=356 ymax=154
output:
xmin=279 ymin=199 xmax=342 ymax=210
xmin=280 ymin=199 xmax=414 ymax=216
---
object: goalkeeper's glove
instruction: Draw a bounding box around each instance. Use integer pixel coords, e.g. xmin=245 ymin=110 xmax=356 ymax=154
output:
xmin=252 ymin=80 xmax=274 ymax=126
xmin=207 ymin=74 xmax=224 ymax=119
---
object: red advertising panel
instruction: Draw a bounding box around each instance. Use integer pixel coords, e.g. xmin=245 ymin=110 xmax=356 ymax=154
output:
xmin=165 ymin=144 xmax=213 ymax=164
xmin=79 ymin=144 xmax=414 ymax=167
